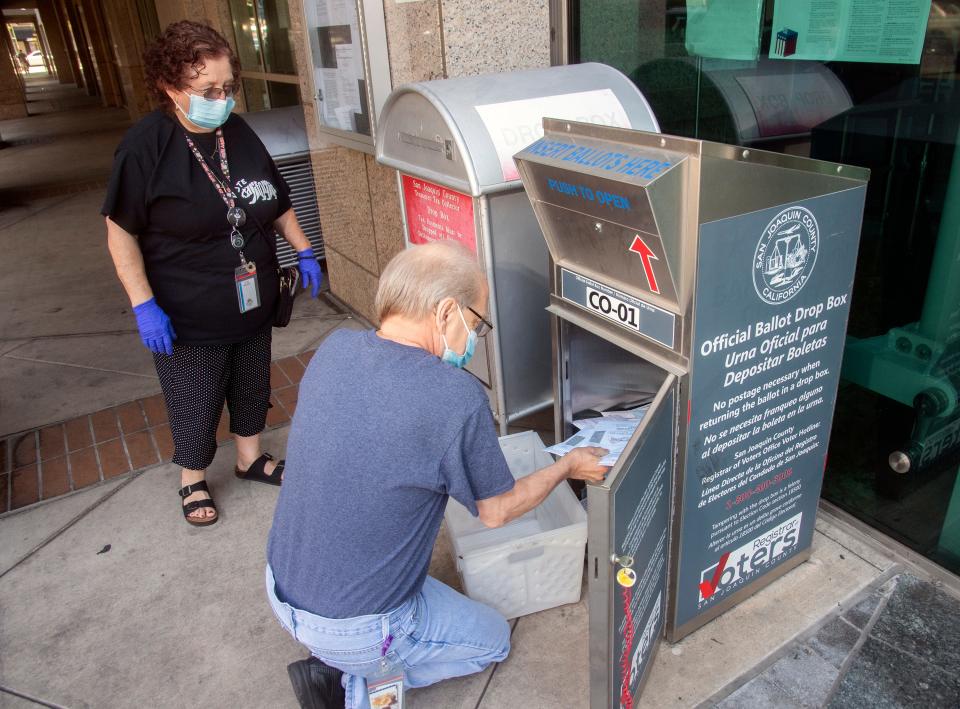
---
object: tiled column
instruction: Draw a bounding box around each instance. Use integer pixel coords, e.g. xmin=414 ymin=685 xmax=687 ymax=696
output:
xmin=382 ymin=0 xmax=444 ymax=84
xmin=37 ymin=0 xmax=75 ymax=84
xmin=77 ymin=0 xmax=124 ymax=107
xmin=0 ymin=46 xmax=26 ymax=120
xmin=100 ymin=0 xmax=154 ymax=120
xmin=439 ymin=0 xmax=550 ymax=77
xmin=53 ymin=0 xmax=83 ymax=87
xmin=154 ymin=0 xmax=231 ymax=37
xmin=61 ymin=0 xmax=98 ymax=95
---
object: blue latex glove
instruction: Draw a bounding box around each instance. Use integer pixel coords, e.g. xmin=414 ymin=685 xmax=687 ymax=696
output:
xmin=133 ymin=298 xmax=176 ymax=356
xmin=298 ymin=248 xmax=323 ymax=299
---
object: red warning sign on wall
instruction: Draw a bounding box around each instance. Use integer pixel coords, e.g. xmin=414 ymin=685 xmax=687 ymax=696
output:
xmin=401 ymin=175 xmax=476 ymax=252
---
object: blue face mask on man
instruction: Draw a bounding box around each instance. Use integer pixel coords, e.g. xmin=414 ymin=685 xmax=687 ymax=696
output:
xmin=440 ymin=304 xmax=477 ymax=369
xmin=177 ymin=91 xmax=235 ymax=130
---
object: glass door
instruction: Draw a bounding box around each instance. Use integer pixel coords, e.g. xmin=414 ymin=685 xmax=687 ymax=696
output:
xmin=229 ymin=0 xmax=301 ymax=111
xmin=570 ymin=0 xmax=960 ymax=575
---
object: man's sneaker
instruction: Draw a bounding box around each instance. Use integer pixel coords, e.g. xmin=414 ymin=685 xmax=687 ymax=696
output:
xmin=287 ymin=657 xmax=345 ymax=709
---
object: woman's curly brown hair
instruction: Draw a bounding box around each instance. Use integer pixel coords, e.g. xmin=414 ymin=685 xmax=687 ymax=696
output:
xmin=144 ymin=21 xmax=241 ymax=111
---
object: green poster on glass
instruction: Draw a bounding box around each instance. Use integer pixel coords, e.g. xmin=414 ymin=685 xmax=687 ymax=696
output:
xmin=769 ymin=0 xmax=931 ymax=65
xmin=685 ymin=0 xmax=764 ymax=61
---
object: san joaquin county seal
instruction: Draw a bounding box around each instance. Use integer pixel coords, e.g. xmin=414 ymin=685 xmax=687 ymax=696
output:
xmin=753 ymin=206 xmax=819 ymax=304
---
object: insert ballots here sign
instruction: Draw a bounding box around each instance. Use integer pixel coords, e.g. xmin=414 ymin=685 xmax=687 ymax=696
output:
xmin=675 ymin=187 xmax=866 ymax=630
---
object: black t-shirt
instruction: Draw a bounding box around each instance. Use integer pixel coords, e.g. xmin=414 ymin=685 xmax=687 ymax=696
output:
xmin=102 ymin=110 xmax=292 ymax=345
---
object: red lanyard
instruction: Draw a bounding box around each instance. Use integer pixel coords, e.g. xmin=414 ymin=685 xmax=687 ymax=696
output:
xmin=182 ymin=128 xmax=236 ymax=208
xmin=620 ymin=585 xmax=634 ymax=709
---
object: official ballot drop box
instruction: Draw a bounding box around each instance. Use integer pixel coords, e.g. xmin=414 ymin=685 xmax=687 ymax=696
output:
xmin=375 ymin=64 xmax=659 ymax=433
xmin=514 ymin=121 xmax=870 ymax=707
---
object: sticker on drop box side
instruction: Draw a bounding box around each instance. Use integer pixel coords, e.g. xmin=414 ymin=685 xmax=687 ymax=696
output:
xmin=617 ymin=568 xmax=637 ymax=588
xmin=560 ymin=268 xmax=675 ymax=348
xmin=235 ymin=262 xmax=261 ymax=313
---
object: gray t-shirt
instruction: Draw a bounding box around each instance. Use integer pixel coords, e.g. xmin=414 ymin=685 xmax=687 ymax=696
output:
xmin=267 ymin=329 xmax=515 ymax=618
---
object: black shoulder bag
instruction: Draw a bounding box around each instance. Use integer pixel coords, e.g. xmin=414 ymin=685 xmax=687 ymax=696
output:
xmin=244 ymin=206 xmax=300 ymax=328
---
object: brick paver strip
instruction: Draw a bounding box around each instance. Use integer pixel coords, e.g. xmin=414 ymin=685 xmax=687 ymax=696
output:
xmin=39 ymin=424 xmax=66 ymax=460
xmin=266 ymin=396 xmax=290 ymax=427
xmin=152 ymin=423 xmax=175 ymax=460
xmin=141 ymin=394 xmax=168 ymax=426
xmin=97 ymin=439 xmax=130 ymax=479
xmin=13 ymin=433 xmax=37 ymax=468
xmin=69 ymin=447 xmax=101 ymax=489
xmin=11 ymin=464 xmax=39 ymax=509
xmin=0 ymin=347 xmax=324 ymax=514
xmin=125 ymin=430 xmax=159 ymax=470
xmin=90 ymin=409 xmax=120 ymax=443
xmin=117 ymin=401 xmax=148 ymax=435
xmin=41 ymin=456 xmax=70 ymax=499
xmin=277 ymin=356 xmax=306 ymax=384
xmin=65 ymin=416 xmax=93 ymax=452
xmin=276 ymin=386 xmax=299 ymax=416
xmin=270 ymin=362 xmax=290 ymax=388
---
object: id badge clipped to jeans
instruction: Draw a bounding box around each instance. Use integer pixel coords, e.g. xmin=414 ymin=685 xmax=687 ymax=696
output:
xmin=235 ymin=261 xmax=261 ymax=313
xmin=367 ymin=633 xmax=404 ymax=709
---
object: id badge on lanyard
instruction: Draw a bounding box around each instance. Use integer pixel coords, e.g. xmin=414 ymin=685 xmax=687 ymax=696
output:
xmin=235 ymin=260 xmax=261 ymax=313
xmin=182 ymin=128 xmax=261 ymax=315
xmin=368 ymin=627 xmax=404 ymax=709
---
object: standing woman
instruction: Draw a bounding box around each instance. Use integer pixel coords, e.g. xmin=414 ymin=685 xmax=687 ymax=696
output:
xmin=102 ymin=21 xmax=323 ymax=526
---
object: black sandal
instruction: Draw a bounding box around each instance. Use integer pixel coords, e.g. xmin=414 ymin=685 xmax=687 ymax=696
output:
xmin=179 ymin=480 xmax=218 ymax=526
xmin=235 ymin=452 xmax=284 ymax=487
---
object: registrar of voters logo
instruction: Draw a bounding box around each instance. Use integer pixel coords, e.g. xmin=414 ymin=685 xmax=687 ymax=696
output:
xmin=697 ymin=513 xmax=802 ymax=605
xmin=753 ymin=206 xmax=819 ymax=304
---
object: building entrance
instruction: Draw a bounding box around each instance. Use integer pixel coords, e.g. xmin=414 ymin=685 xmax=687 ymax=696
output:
xmin=567 ymin=0 xmax=960 ymax=575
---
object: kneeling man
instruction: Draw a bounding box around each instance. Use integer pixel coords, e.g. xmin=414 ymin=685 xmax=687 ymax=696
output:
xmin=266 ymin=242 xmax=608 ymax=708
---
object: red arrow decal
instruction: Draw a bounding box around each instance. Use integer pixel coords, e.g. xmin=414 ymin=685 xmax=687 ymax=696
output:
xmin=629 ymin=236 xmax=660 ymax=294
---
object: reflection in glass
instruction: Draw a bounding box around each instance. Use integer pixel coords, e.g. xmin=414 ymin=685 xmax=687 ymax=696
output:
xmin=259 ymin=0 xmax=296 ymax=75
xmin=267 ymin=80 xmax=300 ymax=108
xmin=230 ymin=0 xmax=262 ymax=71
xmin=573 ymin=0 xmax=960 ymax=574
xmin=242 ymin=77 xmax=268 ymax=112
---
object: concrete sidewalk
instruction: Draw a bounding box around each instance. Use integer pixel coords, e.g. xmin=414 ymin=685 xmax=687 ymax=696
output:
xmin=0 ymin=81 xmax=128 ymax=202
xmin=1 ymin=175 xmax=957 ymax=708
xmin=1 ymin=406 xmax=957 ymax=707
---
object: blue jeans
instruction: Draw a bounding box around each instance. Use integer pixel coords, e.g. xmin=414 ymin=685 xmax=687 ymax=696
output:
xmin=266 ymin=565 xmax=511 ymax=709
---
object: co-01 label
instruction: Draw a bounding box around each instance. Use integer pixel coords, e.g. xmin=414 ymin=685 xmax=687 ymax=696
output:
xmin=560 ymin=268 xmax=675 ymax=348
xmin=587 ymin=287 xmax=639 ymax=330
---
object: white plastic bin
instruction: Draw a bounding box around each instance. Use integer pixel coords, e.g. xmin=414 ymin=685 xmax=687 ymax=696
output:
xmin=444 ymin=431 xmax=588 ymax=619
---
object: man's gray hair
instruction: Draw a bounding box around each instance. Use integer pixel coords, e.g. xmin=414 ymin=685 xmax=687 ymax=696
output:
xmin=376 ymin=242 xmax=486 ymax=322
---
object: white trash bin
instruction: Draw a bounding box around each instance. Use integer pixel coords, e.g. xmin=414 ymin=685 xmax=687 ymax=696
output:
xmin=444 ymin=431 xmax=588 ymax=619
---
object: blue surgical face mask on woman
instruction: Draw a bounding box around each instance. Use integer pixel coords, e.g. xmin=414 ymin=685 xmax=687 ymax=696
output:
xmin=440 ymin=304 xmax=477 ymax=369
xmin=176 ymin=91 xmax=235 ymax=130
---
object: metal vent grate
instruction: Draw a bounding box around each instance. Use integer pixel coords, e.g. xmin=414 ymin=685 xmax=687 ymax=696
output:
xmin=274 ymin=153 xmax=324 ymax=267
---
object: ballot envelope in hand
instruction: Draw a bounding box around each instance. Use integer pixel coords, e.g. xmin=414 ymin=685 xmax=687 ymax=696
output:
xmin=544 ymin=405 xmax=650 ymax=466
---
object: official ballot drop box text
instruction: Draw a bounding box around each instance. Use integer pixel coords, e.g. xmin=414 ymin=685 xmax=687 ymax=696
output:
xmin=375 ymin=64 xmax=659 ymax=433
xmin=514 ymin=121 xmax=870 ymax=707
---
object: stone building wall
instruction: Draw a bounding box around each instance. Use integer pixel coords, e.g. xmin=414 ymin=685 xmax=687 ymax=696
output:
xmin=286 ymin=0 xmax=551 ymax=323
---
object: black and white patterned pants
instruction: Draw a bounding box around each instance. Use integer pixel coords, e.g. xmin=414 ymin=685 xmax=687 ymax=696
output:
xmin=154 ymin=329 xmax=272 ymax=471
